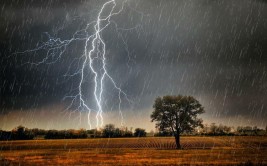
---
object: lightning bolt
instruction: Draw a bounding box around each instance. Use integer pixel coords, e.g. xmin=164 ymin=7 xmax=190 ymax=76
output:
xmin=12 ymin=0 xmax=143 ymax=129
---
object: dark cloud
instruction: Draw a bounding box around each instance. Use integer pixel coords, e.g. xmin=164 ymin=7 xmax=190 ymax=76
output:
xmin=0 ymin=0 xmax=267 ymax=128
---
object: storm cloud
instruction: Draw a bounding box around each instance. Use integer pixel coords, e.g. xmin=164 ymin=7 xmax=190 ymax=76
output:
xmin=1 ymin=0 xmax=267 ymax=129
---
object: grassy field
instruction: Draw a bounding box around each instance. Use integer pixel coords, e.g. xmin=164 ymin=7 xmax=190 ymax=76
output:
xmin=0 ymin=136 xmax=267 ymax=165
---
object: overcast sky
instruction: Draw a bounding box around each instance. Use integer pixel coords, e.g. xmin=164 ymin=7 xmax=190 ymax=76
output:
xmin=0 ymin=0 xmax=267 ymax=130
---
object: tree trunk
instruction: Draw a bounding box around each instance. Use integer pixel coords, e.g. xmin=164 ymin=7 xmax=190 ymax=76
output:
xmin=174 ymin=134 xmax=181 ymax=149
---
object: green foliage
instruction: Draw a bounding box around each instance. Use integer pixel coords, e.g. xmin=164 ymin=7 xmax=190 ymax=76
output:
xmin=151 ymin=95 xmax=205 ymax=148
xmin=102 ymin=124 xmax=116 ymax=138
xmin=102 ymin=124 xmax=134 ymax=138
xmin=0 ymin=125 xmax=34 ymax=140
xmin=151 ymin=95 xmax=205 ymax=134
xmin=44 ymin=129 xmax=87 ymax=139
xmin=134 ymin=128 xmax=146 ymax=137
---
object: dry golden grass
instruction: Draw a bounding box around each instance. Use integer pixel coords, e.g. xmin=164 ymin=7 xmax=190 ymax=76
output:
xmin=0 ymin=136 xmax=266 ymax=165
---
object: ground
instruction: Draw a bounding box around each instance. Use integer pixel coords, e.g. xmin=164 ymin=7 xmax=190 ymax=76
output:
xmin=0 ymin=136 xmax=266 ymax=165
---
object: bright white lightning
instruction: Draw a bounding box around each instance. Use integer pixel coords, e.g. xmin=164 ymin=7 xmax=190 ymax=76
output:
xmin=80 ymin=0 xmax=132 ymax=128
xmin=13 ymin=0 xmax=138 ymax=129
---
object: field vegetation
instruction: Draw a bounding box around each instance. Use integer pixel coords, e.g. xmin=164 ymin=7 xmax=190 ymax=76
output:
xmin=1 ymin=136 xmax=266 ymax=165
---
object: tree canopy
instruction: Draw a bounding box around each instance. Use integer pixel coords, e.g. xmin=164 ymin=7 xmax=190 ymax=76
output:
xmin=151 ymin=95 xmax=205 ymax=149
xmin=134 ymin=128 xmax=146 ymax=137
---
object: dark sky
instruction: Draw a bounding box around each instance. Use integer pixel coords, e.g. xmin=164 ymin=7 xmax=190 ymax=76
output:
xmin=0 ymin=0 xmax=267 ymax=130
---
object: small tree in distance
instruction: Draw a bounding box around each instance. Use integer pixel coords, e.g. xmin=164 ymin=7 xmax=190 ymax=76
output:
xmin=103 ymin=124 xmax=116 ymax=138
xmin=151 ymin=95 xmax=205 ymax=149
xmin=134 ymin=128 xmax=146 ymax=137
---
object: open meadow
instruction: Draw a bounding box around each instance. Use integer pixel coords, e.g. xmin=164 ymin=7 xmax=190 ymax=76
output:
xmin=0 ymin=136 xmax=267 ymax=165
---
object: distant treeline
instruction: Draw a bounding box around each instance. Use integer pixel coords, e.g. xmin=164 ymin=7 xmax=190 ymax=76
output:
xmin=0 ymin=124 xmax=146 ymax=140
xmin=1 ymin=123 xmax=266 ymax=140
xmin=155 ymin=123 xmax=267 ymax=136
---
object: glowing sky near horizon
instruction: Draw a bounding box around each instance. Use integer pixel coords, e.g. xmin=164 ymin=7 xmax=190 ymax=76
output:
xmin=0 ymin=0 xmax=267 ymax=130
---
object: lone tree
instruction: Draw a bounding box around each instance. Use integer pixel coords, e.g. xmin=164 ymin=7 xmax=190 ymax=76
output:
xmin=151 ymin=95 xmax=205 ymax=149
